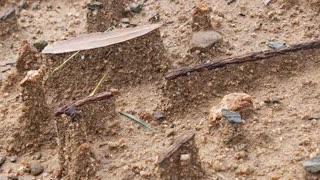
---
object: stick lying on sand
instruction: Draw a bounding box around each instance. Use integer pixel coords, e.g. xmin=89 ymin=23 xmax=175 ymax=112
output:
xmin=55 ymin=91 xmax=115 ymax=117
xmin=165 ymin=40 xmax=320 ymax=80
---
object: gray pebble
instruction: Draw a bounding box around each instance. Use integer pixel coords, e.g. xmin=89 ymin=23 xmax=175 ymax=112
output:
xmin=267 ymin=41 xmax=286 ymax=49
xmin=153 ymin=111 xmax=166 ymax=121
xmin=87 ymin=2 xmax=103 ymax=11
xmin=9 ymin=155 xmax=17 ymax=163
xmin=130 ymin=3 xmax=143 ymax=13
xmin=33 ymin=40 xmax=48 ymax=52
xmin=221 ymin=109 xmax=243 ymax=123
xmin=191 ymin=31 xmax=222 ymax=51
xmin=303 ymin=156 xmax=320 ymax=173
xmin=121 ymin=18 xmax=130 ymax=24
xmin=308 ymin=115 xmax=320 ymax=120
xmin=30 ymin=163 xmax=44 ymax=176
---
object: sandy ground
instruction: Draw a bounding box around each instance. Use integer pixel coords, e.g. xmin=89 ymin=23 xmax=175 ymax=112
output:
xmin=0 ymin=0 xmax=320 ymax=179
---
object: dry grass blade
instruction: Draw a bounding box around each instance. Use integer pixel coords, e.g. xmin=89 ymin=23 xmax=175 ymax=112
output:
xmin=119 ymin=112 xmax=154 ymax=131
xmin=42 ymin=24 xmax=162 ymax=54
xmin=89 ymin=74 xmax=107 ymax=96
xmin=52 ymin=51 xmax=80 ymax=73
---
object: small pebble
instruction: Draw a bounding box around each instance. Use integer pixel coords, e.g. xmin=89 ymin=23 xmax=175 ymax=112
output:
xmin=166 ymin=129 xmax=175 ymax=137
xmin=0 ymin=155 xmax=6 ymax=167
xmin=191 ymin=31 xmax=222 ymax=51
xmin=180 ymin=154 xmax=191 ymax=161
xmin=264 ymin=97 xmax=281 ymax=104
xmin=108 ymin=142 xmax=119 ymax=150
xmin=33 ymin=152 xmax=41 ymax=160
xmin=3 ymin=93 xmax=9 ymax=98
xmin=303 ymin=156 xmax=320 ymax=173
xmin=153 ymin=111 xmax=166 ymax=121
xmin=221 ymin=109 xmax=243 ymax=123
xmin=30 ymin=163 xmax=44 ymax=176
xmin=236 ymin=164 xmax=254 ymax=175
xmin=33 ymin=40 xmax=48 ymax=52
xmin=251 ymin=33 xmax=257 ymax=38
xmin=267 ymin=41 xmax=286 ymax=49
xmin=121 ymin=18 xmax=130 ymax=24
xmin=130 ymin=3 xmax=143 ymax=13
xmin=308 ymin=115 xmax=320 ymax=120
xmin=9 ymin=155 xmax=17 ymax=163
xmin=87 ymin=2 xmax=103 ymax=10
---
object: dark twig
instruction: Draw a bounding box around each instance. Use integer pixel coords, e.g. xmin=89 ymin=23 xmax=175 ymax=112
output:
xmin=165 ymin=40 xmax=320 ymax=80
xmin=157 ymin=132 xmax=195 ymax=163
xmin=55 ymin=91 xmax=114 ymax=117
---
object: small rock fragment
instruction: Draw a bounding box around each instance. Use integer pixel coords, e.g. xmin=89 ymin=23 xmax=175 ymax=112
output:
xmin=166 ymin=129 xmax=175 ymax=137
xmin=0 ymin=155 xmax=6 ymax=167
xmin=236 ymin=164 xmax=254 ymax=175
xmin=30 ymin=163 xmax=44 ymax=176
xmin=9 ymin=155 xmax=17 ymax=163
xmin=149 ymin=13 xmax=160 ymax=23
xmin=33 ymin=152 xmax=41 ymax=160
xmin=3 ymin=92 xmax=9 ymax=97
xmin=191 ymin=31 xmax=222 ymax=51
xmin=153 ymin=111 xmax=166 ymax=121
xmin=180 ymin=154 xmax=191 ymax=161
xmin=33 ymin=40 xmax=48 ymax=52
xmin=308 ymin=115 xmax=320 ymax=120
xmin=221 ymin=109 xmax=243 ymax=123
xmin=267 ymin=41 xmax=286 ymax=49
xmin=108 ymin=142 xmax=119 ymax=150
xmin=264 ymin=97 xmax=282 ymax=104
xmin=303 ymin=156 xmax=320 ymax=173
xmin=130 ymin=3 xmax=143 ymax=13
xmin=87 ymin=1 xmax=103 ymax=10
xmin=121 ymin=18 xmax=130 ymax=24
xmin=210 ymin=93 xmax=253 ymax=122
xmin=19 ymin=66 xmax=46 ymax=86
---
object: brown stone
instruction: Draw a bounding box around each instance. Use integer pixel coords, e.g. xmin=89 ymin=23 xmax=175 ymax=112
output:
xmin=190 ymin=31 xmax=222 ymax=51
xmin=192 ymin=4 xmax=213 ymax=32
